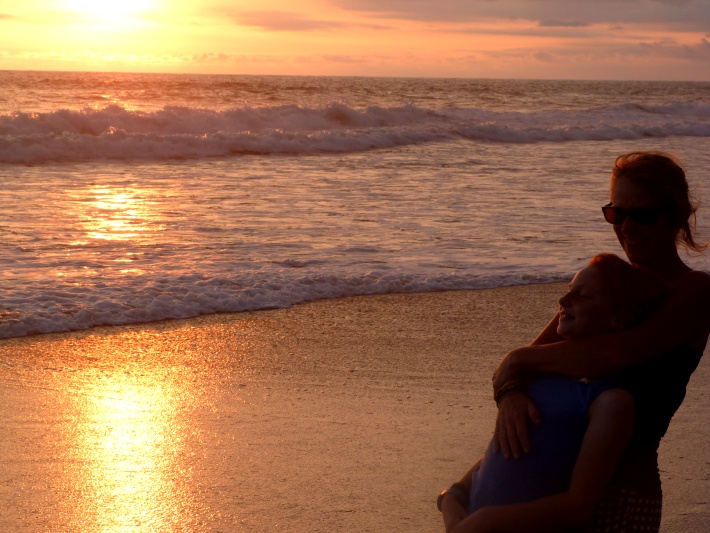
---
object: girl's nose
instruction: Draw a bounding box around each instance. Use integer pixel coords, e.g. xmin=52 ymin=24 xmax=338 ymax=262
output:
xmin=559 ymin=292 xmax=571 ymax=307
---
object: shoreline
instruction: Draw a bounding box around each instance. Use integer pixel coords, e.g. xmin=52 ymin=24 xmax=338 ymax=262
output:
xmin=0 ymin=280 xmax=575 ymax=342
xmin=0 ymin=285 xmax=707 ymax=531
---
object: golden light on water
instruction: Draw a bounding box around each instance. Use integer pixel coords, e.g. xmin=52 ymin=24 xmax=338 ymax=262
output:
xmin=61 ymin=367 xmax=195 ymax=532
xmin=77 ymin=187 xmax=163 ymax=242
xmin=60 ymin=184 xmax=167 ymax=279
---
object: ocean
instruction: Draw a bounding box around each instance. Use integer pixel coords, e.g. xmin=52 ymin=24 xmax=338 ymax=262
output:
xmin=1 ymin=71 xmax=709 ymax=338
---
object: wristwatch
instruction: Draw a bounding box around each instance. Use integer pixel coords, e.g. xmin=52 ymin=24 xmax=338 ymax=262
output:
xmin=436 ymin=482 xmax=469 ymax=512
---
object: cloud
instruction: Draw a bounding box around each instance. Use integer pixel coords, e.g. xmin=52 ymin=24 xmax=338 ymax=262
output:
xmin=320 ymin=54 xmax=369 ymax=64
xmin=472 ymin=34 xmax=710 ymax=66
xmin=192 ymin=52 xmax=230 ymax=64
xmin=639 ymin=37 xmax=710 ymax=59
xmin=451 ymin=24 xmax=604 ymax=39
xmin=538 ymin=20 xmax=590 ymax=28
xmin=228 ymin=9 xmax=389 ymax=32
xmin=234 ymin=11 xmax=348 ymax=31
xmin=0 ymin=13 xmax=16 ymax=20
xmin=332 ymin=0 xmax=710 ymax=30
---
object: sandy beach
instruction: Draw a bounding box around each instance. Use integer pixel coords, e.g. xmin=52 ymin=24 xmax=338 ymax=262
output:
xmin=0 ymin=283 xmax=707 ymax=532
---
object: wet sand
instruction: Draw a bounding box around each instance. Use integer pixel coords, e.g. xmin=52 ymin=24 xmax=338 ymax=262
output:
xmin=0 ymin=284 xmax=707 ymax=532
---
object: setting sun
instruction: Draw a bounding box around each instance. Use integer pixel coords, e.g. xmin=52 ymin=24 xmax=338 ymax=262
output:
xmin=59 ymin=0 xmax=160 ymax=31
xmin=62 ymin=0 xmax=157 ymax=17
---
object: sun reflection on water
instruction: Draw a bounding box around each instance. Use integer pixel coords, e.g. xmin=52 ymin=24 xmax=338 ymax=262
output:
xmin=72 ymin=186 xmax=165 ymax=243
xmin=63 ymin=369 xmax=194 ymax=532
xmin=59 ymin=183 xmax=172 ymax=279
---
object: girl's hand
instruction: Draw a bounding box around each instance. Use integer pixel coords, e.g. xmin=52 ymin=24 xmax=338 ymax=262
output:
xmin=493 ymin=392 xmax=540 ymax=459
xmin=449 ymin=506 xmax=497 ymax=533
xmin=441 ymin=494 xmax=469 ymax=533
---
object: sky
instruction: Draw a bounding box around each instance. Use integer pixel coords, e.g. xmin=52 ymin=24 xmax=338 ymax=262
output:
xmin=1 ymin=0 xmax=709 ymax=80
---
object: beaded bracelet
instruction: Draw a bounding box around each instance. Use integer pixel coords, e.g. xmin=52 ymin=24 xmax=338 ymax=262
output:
xmin=493 ymin=381 xmax=526 ymax=406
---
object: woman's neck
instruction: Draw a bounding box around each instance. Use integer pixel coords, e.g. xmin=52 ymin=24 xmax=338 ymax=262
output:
xmin=635 ymin=252 xmax=691 ymax=281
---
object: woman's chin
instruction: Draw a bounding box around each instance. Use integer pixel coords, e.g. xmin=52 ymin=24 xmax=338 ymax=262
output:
xmin=625 ymin=253 xmax=655 ymax=269
xmin=620 ymin=239 xmax=661 ymax=266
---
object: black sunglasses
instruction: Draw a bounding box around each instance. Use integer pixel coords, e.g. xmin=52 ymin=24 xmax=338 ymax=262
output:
xmin=601 ymin=203 xmax=664 ymax=226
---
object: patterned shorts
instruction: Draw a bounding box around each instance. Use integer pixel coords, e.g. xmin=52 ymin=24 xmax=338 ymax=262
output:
xmin=582 ymin=484 xmax=662 ymax=533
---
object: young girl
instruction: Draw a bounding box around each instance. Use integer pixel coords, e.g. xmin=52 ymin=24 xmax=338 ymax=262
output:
xmin=439 ymin=253 xmax=666 ymax=533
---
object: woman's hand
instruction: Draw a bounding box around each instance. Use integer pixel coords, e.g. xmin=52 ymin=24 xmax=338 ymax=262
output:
xmin=493 ymin=392 xmax=540 ymax=459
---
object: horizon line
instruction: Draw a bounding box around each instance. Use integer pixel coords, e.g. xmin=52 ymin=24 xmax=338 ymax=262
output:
xmin=1 ymin=68 xmax=707 ymax=84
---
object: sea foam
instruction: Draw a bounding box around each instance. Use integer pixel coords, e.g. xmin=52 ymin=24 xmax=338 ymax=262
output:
xmin=1 ymin=102 xmax=709 ymax=164
xmin=0 ymin=270 xmax=565 ymax=338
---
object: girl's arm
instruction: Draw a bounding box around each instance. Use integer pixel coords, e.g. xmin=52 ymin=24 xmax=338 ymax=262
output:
xmin=494 ymin=271 xmax=710 ymax=391
xmin=451 ymin=388 xmax=634 ymax=533
xmin=441 ymin=459 xmax=481 ymax=533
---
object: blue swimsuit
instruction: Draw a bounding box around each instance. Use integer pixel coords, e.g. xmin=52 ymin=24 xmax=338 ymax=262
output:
xmin=468 ymin=376 xmax=615 ymax=513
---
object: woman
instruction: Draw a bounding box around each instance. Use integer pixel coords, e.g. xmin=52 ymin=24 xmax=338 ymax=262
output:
xmin=492 ymin=152 xmax=710 ymax=530
xmin=440 ymin=253 xmax=666 ymax=533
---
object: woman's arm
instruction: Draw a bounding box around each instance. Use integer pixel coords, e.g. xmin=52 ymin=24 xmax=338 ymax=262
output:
xmin=491 ymin=313 xmax=560 ymax=458
xmin=530 ymin=311 xmax=565 ymax=346
xmin=494 ymin=271 xmax=710 ymax=391
xmin=451 ymin=388 xmax=634 ymax=533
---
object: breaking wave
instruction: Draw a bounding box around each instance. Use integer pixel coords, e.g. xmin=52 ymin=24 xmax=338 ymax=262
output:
xmin=2 ymin=101 xmax=709 ymax=164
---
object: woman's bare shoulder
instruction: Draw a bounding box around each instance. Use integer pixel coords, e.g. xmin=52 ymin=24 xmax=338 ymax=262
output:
xmin=678 ymin=270 xmax=710 ymax=299
xmin=686 ymin=269 xmax=710 ymax=281
xmin=677 ymin=270 xmax=710 ymax=350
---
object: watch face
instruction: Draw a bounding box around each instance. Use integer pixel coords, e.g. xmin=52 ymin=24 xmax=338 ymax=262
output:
xmin=437 ymin=490 xmax=447 ymax=511
xmin=437 ymin=485 xmax=468 ymax=511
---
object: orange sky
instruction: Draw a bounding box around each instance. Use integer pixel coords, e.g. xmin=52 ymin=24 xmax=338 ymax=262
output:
xmin=1 ymin=0 xmax=709 ymax=79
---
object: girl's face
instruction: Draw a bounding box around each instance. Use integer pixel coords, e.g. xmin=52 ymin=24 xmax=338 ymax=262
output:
xmin=557 ymin=266 xmax=616 ymax=339
xmin=609 ymin=177 xmax=679 ymax=267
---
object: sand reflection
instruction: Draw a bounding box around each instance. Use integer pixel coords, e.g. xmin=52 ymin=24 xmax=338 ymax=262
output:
xmin=63 ymin=368 xmax=194 ymax=532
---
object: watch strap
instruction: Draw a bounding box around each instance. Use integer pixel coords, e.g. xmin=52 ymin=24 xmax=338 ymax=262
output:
xmin=436 ymin=482 xmax=469 ymax=512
